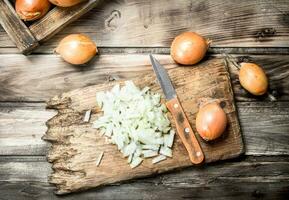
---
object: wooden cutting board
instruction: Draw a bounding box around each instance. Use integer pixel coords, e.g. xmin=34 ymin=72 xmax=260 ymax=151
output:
xmin=43 ymin=57 xmax=244 ymax=195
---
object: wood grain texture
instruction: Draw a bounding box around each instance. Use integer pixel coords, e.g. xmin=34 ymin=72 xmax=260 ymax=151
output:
xmin=1 ymin=0 xmax=289 ymax=53
xmin=1 ymin=102 xmax=289 ymax=157
xmin=0 ymin=0 xmax=38 ymax=54
xmin=29 ymin=0 xmax=102 ymax=42
xmin=0 ymin=103 xmax=56 ymax=155
xmin=0 ymin=156 xmax=288 ymax=199
xmin=238 ymin=102 xmax=289 ymax=156
xmin=43 ymin=58 xmax=243 ymax=194
xmin=0 ymin=54 xmax=288 ymax=102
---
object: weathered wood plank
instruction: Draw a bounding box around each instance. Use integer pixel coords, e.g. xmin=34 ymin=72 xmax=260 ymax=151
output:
xmin=29 ymin=0 xmax=101 ymax=43
xmin=0 ymin=156 xmax=288 ymax=199
xmin=1 ymin=102 xmax=289 ymax=156
xmin=0 ymin=0 xmax=39 ymax=54
xmin=0 ymin=103 xmax=56 ymax=155
xmin=238 ymin=102 xmax=289 ymax=156
xmin=1 ymin=47 xmax=289 ymax=55
xmin=1 ymin=181 xmax=288 ymax=200
xmin=1 ymin=0 xmax=289 ymax=52
xmin=0 ymin=54 xmax=288 ymax=101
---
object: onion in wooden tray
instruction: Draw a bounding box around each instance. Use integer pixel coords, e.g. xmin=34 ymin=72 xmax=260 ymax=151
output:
xmin=15 ymin=0 xmax=51 ymax=21
xmin=93 ymin=81 xmax=175 ymax=168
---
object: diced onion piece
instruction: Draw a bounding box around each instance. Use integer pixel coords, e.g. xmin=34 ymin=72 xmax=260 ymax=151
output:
xmin=83 ymin=109 xmax=91 ymax=122
xmin=96 ymin=152 xmax=104 ymax=166
xmin=99 ymin=128 xmax=105 ymax=136
xmin=160 ymin=146 xmax=172 ymax=157
xmin=152 ymin=138 xmax=164 ymax=145
xmin=130 ymin=156 xmax=143 ymax=168
xmin=134 ymin=148 xmax=142 ymax=157
xmin=123 ymin=142 xmax=137 ymax=157
xmin=164 ymin=130 xmax=175 ymax=148
xmin=127 ymin=154 xmax=133 ymax=163
xmin=142 ymin=150 xmax=158 ymax=158
xmin=96 ymin=91 xmax=105 ymax=108
xmin=104 ymin=125 xmax=113 ymax=137
xmin=142 ymin=144 xmax=160 ymax=151
xmin=152 ymin=155 xmax=167 ymax=164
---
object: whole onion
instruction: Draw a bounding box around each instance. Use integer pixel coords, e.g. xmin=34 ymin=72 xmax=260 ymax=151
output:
xmin=171 ymin=32 xmax=210 ymax=65
xmin=15 ymin=0 xmax=51 ymax=21
xmin=239 ymin=63 xmax=268 ymax=96
xmin=55 ymin=34 xmax=98 ymax=65
xmin=196 ymin=101 xmax=227 ymax=141
xmin=48 ymin=0 xmax=86 ymax=7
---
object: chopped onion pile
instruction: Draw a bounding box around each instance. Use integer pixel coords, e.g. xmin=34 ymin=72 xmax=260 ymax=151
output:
xmin=93 ymin=81 xmax=175 ymax=168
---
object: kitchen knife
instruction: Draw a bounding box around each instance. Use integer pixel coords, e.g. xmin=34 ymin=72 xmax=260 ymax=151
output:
xmin=149 ymin=54 xmax=204 ymax=164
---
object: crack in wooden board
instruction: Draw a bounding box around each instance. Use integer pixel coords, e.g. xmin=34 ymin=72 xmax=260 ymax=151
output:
xmin=43 ymin=58 xmax=244 ymax=194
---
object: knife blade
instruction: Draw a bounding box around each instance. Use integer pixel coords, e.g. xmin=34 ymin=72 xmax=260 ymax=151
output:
xmin=149 ymin=54 xmax=204 ymax=164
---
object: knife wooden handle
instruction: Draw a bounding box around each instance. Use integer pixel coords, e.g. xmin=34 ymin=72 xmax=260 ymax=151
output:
xmin=166 ymin=97 xmax=204 ymax=164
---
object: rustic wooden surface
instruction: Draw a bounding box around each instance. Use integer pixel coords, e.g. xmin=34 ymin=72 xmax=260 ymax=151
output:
xmin=1 ymin=0 xmax=289 ymax=53
xmin=0 ymin=0 xmax=101 ymax=54
xmin=0 ymin=0 xmax=39 ymax=54
xmin=43 ymin=59 xmax=243 ymax=194
xmin=0 ymin=0 xmax=289 ymax=199
xmin=29 ymin=0 xmax=102 ymax=42
xmin=0 ymin=54 xmax=288 ymax=102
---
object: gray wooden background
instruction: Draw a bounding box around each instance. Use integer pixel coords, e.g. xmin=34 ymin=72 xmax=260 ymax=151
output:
xmin=0 ymin=0 xmax=289 ymax=199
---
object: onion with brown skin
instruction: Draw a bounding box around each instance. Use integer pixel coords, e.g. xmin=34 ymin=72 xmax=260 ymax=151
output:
xmin=196 ymin=101 xmax=227 ymax=141
xmin=239 ymin=63 xmax=268 ymax=96
xmin=48 ymin=0 xmax=86 ymax=7
xmin=55 ymin=34 xmax=98 ymax=65
xmin=171 ymin=32 xmax=210 ymax=65
xmin=16 ymin=0 xmax=51 ymax=21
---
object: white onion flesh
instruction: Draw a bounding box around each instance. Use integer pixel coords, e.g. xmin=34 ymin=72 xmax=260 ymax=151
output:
xmin=152 ymin=155 xmax=167 ymax=164
xmin=164 ymin=130 xmax=175 ymax=148
xmin=130 ymin=156 xmax=143 ymax=168
xmin=159 ymin=146 xmax=172 ymax=157
xmin=142 ymin=150 xmax=158 ymax=158
xmin=96 ymin=152 xmax=104 ymax=167
xmin=142 ymin=144 xmax=160 ymax=151
xmin=83 ymin=109 xmax=91 ymax=122
xmin=93 ymin=81 xmax=174 ymax=168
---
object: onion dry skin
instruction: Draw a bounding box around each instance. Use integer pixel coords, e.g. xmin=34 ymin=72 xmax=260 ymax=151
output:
xmin=171 ymin=32 xmax=210 ymax=65
xmin=16 ymin=0 xmax=51 ymax=21
xmin=196 ymin=102 xmax=227 ymax=141
xmin=239 ymin=62 xmax=268 ymax=96
xmin=55 ymin=34 xmax=97 ymax=65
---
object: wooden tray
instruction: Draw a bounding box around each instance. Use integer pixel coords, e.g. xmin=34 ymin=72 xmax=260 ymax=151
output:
xmin=43 ymin=57 xmax=244 ymax=194
xmin=0 ymin=0 xmax=101 ymax=55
